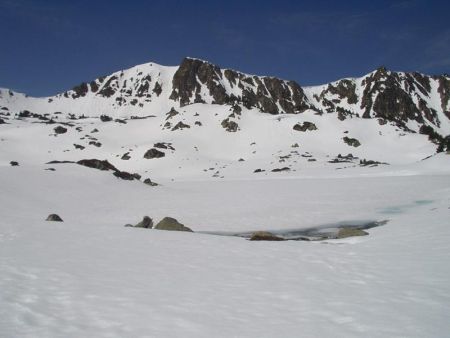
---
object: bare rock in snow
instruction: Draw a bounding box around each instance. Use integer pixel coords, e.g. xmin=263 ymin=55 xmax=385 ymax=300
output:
xmin=46 ymin=214 xmax=63 ymax=222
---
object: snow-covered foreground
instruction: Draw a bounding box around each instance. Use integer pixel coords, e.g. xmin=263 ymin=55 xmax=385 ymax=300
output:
xmin=1 ymin=163 xmax=450 ymax=337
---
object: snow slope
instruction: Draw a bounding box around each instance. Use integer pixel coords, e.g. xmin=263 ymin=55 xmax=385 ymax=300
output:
xmin=0 ymin=163 xmax=449 ymax=337
xmin=1 ymin=58 xmax=450 ymax=337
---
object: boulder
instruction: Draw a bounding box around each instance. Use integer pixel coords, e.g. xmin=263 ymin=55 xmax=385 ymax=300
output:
xmin=134 ymin=216 xmax=153 ymax=229
xmin=249 ymin=231 xmax=285 ymax=241
xmin=221 ymin=118 xmax=239 ymax=132
xmin=293 ymin=121 xmax=317 ymax=132
xmin=77 ymin=159 xmax=118 ymax=171
xmin=335 ymin=227 xmax=368 ymax=239
xmin=73 ymin=144 xmax=85 ymax=150
xmin=154 ymin=142 xmax=175 ymax=150
xmin=46 ymin=214 xmax=63 ymax=222
xmin=143 ymin=178 xmax=158 ymax=186
xmin=154 ymin=217 xmax=193 ymax=232
xmin=271 ymin=167 xmax=290 ymax=172
xmin=54 ymin=126 xmax=67 ymax=134
xmin=343 ymin=136 xmax=361 ymax=147
xmin=165 ymin=107 xmax=180 ymax=119
xmin=171 ymin=121 xmax=190 ymax=131
xmin=121 ymin=152 xmax=131 ymax=160
xmin=113 ymin=171 xmax=136 ymax=180
xmin=144 ymin=148 xmax=165 ymax=159
xmin=89 ymin=141 xmax=102 ymax=147
xmin=100 ymin=114 xmax=112 ymax=122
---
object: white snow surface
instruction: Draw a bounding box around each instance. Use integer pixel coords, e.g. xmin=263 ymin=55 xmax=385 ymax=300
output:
xmin=0 ymin=163 xmax=450 ymax=338
xmin=1 ymin=60 xmax=450 ymax=337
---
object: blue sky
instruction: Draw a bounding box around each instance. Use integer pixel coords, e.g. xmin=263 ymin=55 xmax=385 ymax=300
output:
xmin=1 ymin=0 xmax=449 ymax=96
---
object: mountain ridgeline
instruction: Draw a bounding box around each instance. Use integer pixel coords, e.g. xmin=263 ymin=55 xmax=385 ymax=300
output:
xmin=64 ymin=58 xmax=450 ymax=124
xmin=1 ymin=57 xmax=450 ymax=151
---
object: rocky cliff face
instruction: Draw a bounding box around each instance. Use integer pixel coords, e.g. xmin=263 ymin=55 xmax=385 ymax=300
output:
xmin=308 ymin=67 xmax=450 ymax=132
xmin=169 ymin=58 xmax=312 ymax=114
xmin=1 ymin=58 xmax=450 ymax=138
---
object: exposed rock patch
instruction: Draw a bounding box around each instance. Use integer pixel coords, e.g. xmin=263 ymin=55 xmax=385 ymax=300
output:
xmin=249 ymin=231 xmax=285 ymax=241
xmin=54 ymin=126 xmax=67 ymax=134
xmin=293 ymin=121 xmax=317 ymax=132
xmin=343 ymin=136 xmax=361 ymax=147
xmin=154 ymin=142 xmax=175 ymax=150
xmin=143 ymin=178 xmax=158 ymax=186
xmin=46 ymin=214 xmax=63 ymax=222
xmin=144 ymin=148 xmax=165 ymax=159
xmin=221 ymin=118 xmax=239 ymax=132
xmin=100 ymin=114 xmax=113 ymax=122
xmin=154 ymin=217 xmax=193 ymax=232
xmin=136 ymin=216 xmax=153 ymax=228
xmin=335 ymin=228 xmax=368 ymax=239
xmin=271 ymin=167 xmax=290 ymax=172
xmin=171 ymin=121 xmax=190 ymax=131
xmin=170 ymin=57 xmax=312 ymax=114
xmin=77 ymin=159 xmax=118 ymax=171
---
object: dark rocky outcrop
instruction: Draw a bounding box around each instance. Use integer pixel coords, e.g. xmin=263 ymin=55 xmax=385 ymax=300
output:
xmin=329 ymin=153 xmax=358 ymax=163
xmin=271 ymin=167 xmax=290 ymax=172
xmin=419 ymin=125 xmax=450 ymax=152
xmin=171 ymin=121 xmax=190 ymax=131
xmin=143 ymin=148 xmax=165 ymax=159
xmin=76 ymin=158 xmax=141 ymax=181
xmin=46 ymin=160 xmax=75 ymax=164
xmin=154 ymin=217 xmax=193 ymax=232
xmin=97 ymin=76 xmax=118 ymax=98
xmin=335 ymin=228 xmax=368 ymax=239
xmin=88 ymin=141 xmax=102 ymax=147
xmin=170 ymin=57 xmax=311 ymax=114
xmin=54 ymin=126 xmax=67 ymax=134
xmin=46 ymin=214 xmax=63 ymax=222
xmin=100 ymin=114 xmax=113 ymax=122
xmin=249 ymin=231 xmax=285 ymax=241
xmin=360 ymin=68 xmax=436 ymax=126
xmin=113 ymin=171 xmax=136 ymax=180
xmin=73 ymin=144 xmax=85 ymax=150
xmin=293 ymin=121 xmax=317 ymax=132
xmin=309 ymin=67 xmax=450 ymax=134
xmin=221 ymin=118 xmax=239 ymax=132
xmin=154 ymin=142 xmax=175 ymax=150
xmin=165 ymin=107 xmax=180 ymax=119
xmin=129 ymin=216 xmax=153 ymax=229
xmin=152 ymin=82 xmax=162 ymax=96
xmin=343 ymin=137 xmax=361 ymax=147
xmin=359 ymin=159 xmax=389 ymax=167
xmin=71 ymin=82 xmax=89 ymax=98
xmin=77 ymin=159 xmax=118 ymax=171
xmin=143 ymin=178 xmax=158 ymax=186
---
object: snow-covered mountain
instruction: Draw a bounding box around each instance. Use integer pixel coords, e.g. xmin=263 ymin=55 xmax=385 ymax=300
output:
xmin=2 ymin=58 xmax=449 ymax=127
xmin=1 ymin=58 xmax=450 ymax=338
xmin=1 ymin=57 xmax=449 ymax=180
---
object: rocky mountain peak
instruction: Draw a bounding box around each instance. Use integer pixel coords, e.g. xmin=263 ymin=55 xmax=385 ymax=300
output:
xmin=170 ymin=57 xmax=312 ymax=114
